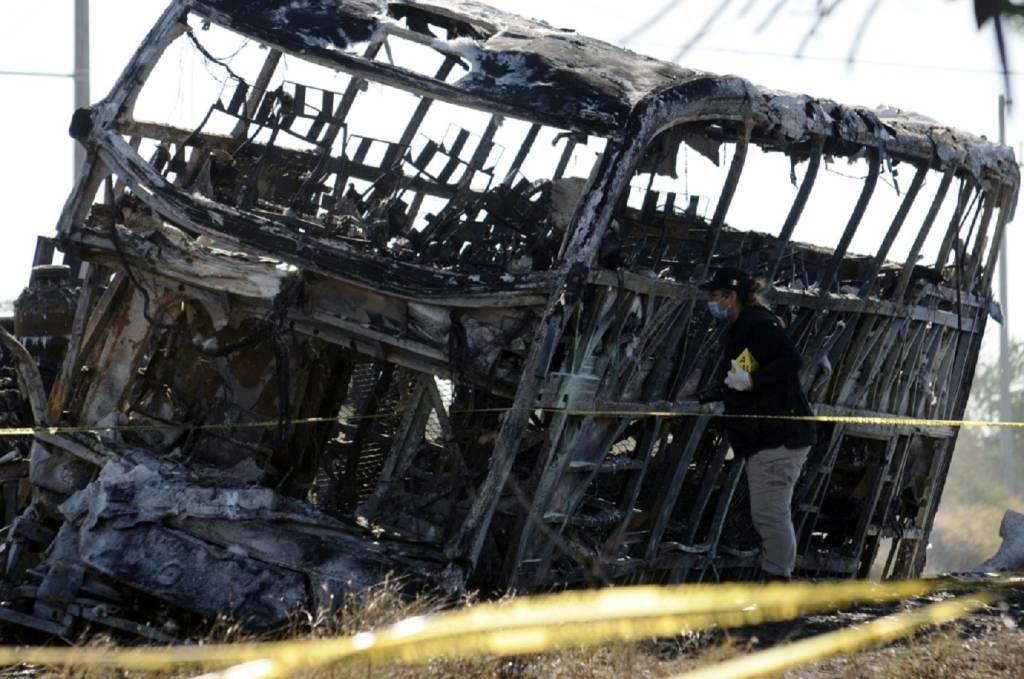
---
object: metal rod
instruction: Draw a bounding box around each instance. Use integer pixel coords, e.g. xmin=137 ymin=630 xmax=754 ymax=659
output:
xmin=894 ymin=167 xmax=955 ymax=301
xmin=0 ymin=70 xmax=72 ymax=78
xmin=74 ymin=0 xmax=91 ymax=182
xmin=998 ymin=94 xmax=1014 ymax=493
xmin=229 ymin=50 xmax=283 ymax=139
xmin=963 ymin=187 xmax=999 ymax=286
xmin=858 ymin=164 xmax=927 ymax=298
xmin=935 ymin=178 xmax=976 ymax=270
xmin=700 ymin=119 xmax=752 ymax=279
xmin=766 ymin=138 xmax=824 ymax=286
xmin=818 ymin=147 xmax=881 ymax=294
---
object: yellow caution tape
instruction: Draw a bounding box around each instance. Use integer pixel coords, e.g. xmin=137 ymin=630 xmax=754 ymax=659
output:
xmin=1 ymin=406 xmax=1022 ymax=440
xmin=675 ymin=591 xmax=997 ymax=679
xmin=546 ymin=410 xmax=1024 ymax=430
xmin=447 ymin=406 xmax=1024 ymax=431
xmin=0 ymin=579 xmax=948 ymax=673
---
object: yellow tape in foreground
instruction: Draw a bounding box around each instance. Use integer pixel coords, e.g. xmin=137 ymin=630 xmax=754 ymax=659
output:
xmin=0 ymin=580 xmax=941 ymax=673
xmin=675 ymin=592 xmax=997 ymax=679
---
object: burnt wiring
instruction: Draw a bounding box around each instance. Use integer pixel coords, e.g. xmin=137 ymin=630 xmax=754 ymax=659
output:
xmin=184 ymin=26 xmax=248 ymax=85
xmin=105 ymin=173 xmax=303 ymax=468
xmin=182 ymin=26 xmax=281 ymax=163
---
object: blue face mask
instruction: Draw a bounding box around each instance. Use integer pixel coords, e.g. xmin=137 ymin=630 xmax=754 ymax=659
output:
xmin=707 ymin=300 xmax=729 ymax=321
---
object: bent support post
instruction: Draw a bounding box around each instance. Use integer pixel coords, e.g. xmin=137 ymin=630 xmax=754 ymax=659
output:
xmin=964 ymin=186 xmax=1000 ymax=287
xmin=980 ymin=188 xmax=1017 ymax=293
xmin=818 ymin=148 xmax=881 ymax=294
xmin=894 ymin=167 xmax=955 ymax=301
xmin=700 ymin=119 xmax=752 ymax=279
xmin=859 ymin=164 xmax=927 ymax=298
xmin=0 ymin=328 xmax=48 ymax=427
xmin=935 ymin=178 xmax=976 ymax=270
xmin=766 ymin=137 xmax=824 ymax=285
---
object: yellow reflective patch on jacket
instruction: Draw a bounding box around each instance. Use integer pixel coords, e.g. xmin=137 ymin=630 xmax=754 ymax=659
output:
xmin=736 ymin=348 xmax=759 ymax=373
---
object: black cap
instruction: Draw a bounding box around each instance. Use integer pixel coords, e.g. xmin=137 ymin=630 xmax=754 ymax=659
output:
xmin=698 ymin=267 xmax=752 ymax=293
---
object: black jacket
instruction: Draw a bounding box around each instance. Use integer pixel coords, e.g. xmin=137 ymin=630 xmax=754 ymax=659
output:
xmin=715 ymin=307 xmax=816 ymax=458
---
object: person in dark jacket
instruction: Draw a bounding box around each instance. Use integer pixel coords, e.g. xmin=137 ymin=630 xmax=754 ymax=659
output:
xmin=698 ymin=267 xmax=815 ymax=581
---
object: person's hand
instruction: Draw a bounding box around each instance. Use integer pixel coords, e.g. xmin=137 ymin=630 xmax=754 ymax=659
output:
xmin=725 ymin=359 xmax=753 ymax=391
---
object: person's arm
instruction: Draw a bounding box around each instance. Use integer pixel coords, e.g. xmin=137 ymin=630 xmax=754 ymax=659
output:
xmin=750 ymin=320 xmax=803 ymax=388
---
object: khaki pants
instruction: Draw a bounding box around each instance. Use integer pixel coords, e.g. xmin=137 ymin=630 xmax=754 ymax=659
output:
xmin=746 ymin=445 xmax=810 ymax=578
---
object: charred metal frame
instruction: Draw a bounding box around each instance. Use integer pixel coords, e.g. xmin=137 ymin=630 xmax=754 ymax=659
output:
xmin=0 ymin=0 xmax=1017 ymax=639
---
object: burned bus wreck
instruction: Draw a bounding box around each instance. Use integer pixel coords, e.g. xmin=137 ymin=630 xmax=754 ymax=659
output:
xmin=0 ymin=0 xmax=1018 ymax=638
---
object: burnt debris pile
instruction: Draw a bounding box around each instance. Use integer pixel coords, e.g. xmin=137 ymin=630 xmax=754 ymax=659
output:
xmin=0 ymin=0 xmax=1017 ymax=641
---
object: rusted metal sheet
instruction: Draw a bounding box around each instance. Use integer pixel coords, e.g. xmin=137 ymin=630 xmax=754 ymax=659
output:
xmin=0 ymin=0 xmax=1018 ymax=640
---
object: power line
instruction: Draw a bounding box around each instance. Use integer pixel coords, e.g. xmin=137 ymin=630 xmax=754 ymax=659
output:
xmin=755 ymin=0 xmax=787 ymax=33
xmin=635 ymin=43 xmax=1023 ymax=76
xmin=0 ymin=70 xmax=72 ymax=79
xmin=845 ymin=0 xmax=883 ymax=65
xmin=672 ymin=0 xmax=735 ymax=61
xmin=795 ymin=0 xmax=845 ymax=58
xmin=619 ymin=0 xmax=688 ymax=44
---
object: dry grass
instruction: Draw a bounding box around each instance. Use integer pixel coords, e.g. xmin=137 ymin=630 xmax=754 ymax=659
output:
xmin=290 ymin=634 xmax=753 ymax=678
xmin=10 ymin=580 xmax=1024 ymax=678
xmin=790 ymin=624 xmax=1024 ymax=678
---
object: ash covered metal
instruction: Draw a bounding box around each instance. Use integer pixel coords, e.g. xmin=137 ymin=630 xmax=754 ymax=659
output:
xmin=0 ymin=0 xmax=1017 ymax=640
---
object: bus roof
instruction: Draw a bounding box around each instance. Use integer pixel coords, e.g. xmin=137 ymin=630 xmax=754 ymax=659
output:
xmin=190 ymin=0 xmax=1017 ymax=184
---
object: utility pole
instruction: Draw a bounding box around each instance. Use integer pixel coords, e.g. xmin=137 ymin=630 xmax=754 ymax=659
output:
xmin=73 ymin=0 xmax=90 ymax=181
xmin=0 ymin=4 xmax=88 ymax=180
xmin=998 ymin=94 xmax=1014 ymax=491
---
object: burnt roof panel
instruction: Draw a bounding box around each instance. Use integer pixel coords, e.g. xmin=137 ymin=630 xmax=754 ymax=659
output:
xmin=190 ymin=0 xmax=704 ymax=133
xmin=188 ymin=0 xmax=1018 ymax=184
